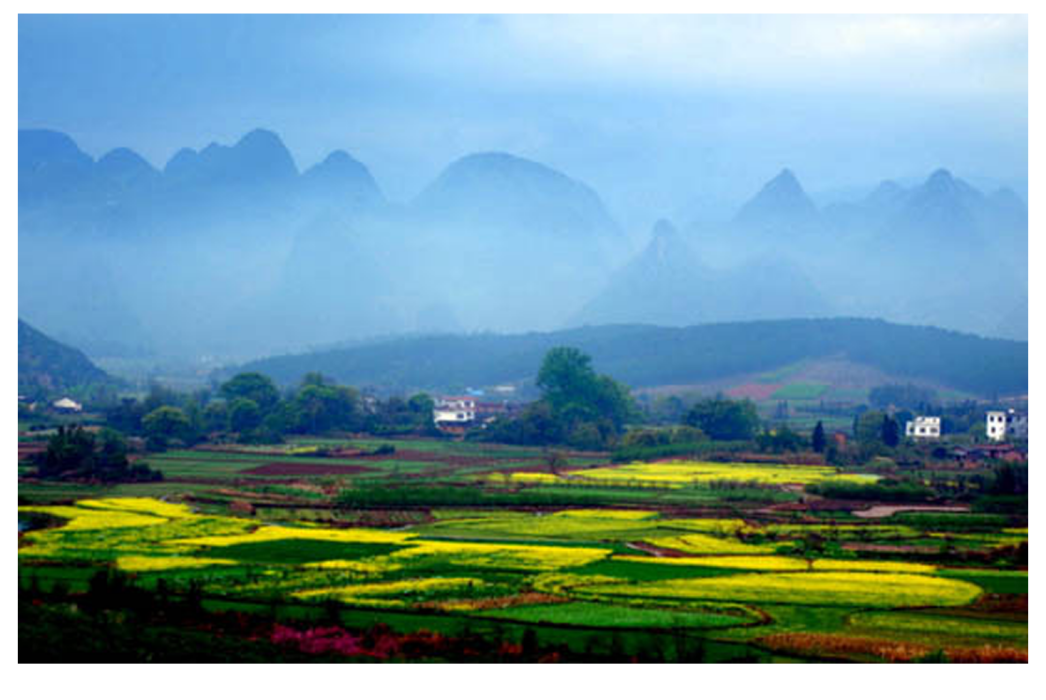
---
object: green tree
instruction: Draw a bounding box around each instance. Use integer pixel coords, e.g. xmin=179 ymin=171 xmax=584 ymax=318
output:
xmin=881 ymin=414 xmax=901 ymax=448
xmin=202 ymin=402 xmax=229 ymax=433
xmin=228 ymin=398 xmax=262 ymax=433
xmin=219 ymin=373 xmax=280 ymax=414
xmin=142 ymin=406 xmax=192 ymax=442
xmin=855 ymin=410 xmax=886 ymax=445
xmin=684 ymin=397 xmax=760 ymax=440
xmin=812 ymin=421 xmax=826 ymax=453
xmin=293 ymin=383 xmax=361 ymax=434
xmin=36 ymin=426 xmax=160 ymax=482
xmin=536 ymin=347 xmax=635 ymax=436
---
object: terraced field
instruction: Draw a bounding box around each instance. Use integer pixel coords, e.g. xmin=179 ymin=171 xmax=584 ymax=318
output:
xmin=18 ymin=496 xmax=1028 ymax=662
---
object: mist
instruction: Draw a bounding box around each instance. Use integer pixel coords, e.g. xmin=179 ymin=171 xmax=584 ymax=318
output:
xmin=17 ymin=14 xmax=1028 ymax=367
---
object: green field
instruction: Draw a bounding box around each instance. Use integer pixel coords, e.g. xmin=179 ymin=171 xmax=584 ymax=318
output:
xmin=18 ymin=435 xmax=1027 ymax=663
xmin=18 ymin=492 xmax=1027 ymax=663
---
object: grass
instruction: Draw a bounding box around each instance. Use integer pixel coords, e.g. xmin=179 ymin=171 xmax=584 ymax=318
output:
xmin=478 ymin=601 xmax=755 ymax=629
xmin=770 ymin=383 xmax=829 ymax=400
xmin=205 ymin=539 xmax=403 ymax=565
xmin=937 ymin=568 xmax=1029 ymax=595
xmin=17 ymin=490 xmax=1027 ymax=662
xmin=847 ymin=610 xmax=1027 ymax=647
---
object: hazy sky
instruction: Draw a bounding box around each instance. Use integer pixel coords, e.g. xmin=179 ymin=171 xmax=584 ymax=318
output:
xmin=19 ymin=14 xmax=1028 ymax=232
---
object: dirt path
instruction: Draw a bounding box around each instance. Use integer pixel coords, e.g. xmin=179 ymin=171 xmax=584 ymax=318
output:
xmin=851 ymin=504 xmax=970 ymax=519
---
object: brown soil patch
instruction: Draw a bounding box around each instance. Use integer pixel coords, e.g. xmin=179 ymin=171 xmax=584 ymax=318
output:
xmin=18 ymin=443 xmax=46 ymax=462
xmin=759 ymin=632 xmax=1027 ymax=663
xmin=968 ymin=593 xmax=1029 ymax=616
xmin=726 ymin=383 xmax=782 ymax=401
xmin=625 ymin=541 xmax=691 ymax=558
xmin=240 ymin=462 xmax=375 ymax=476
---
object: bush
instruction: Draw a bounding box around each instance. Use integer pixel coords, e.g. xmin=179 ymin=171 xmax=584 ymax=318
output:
xmin=805 ymin=480 xmax=934 ymax=503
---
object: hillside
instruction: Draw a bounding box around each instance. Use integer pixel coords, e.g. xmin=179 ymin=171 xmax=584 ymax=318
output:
xmin=18 ymin=319 xmax=112 ymax=399
xmin=571 ymin=220 xmax=829 ymax=327
xmin=230 ymin=318 xmax=1027 ymax=398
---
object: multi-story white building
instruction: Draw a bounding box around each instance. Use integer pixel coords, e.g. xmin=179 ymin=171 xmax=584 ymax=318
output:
xmin=986 ymin=409 xmax=1028 ymax=442
xmin=905 ymin=416 xmax=941 ymax=440
xmin=433 ymin=396 xmax=477 ymax=426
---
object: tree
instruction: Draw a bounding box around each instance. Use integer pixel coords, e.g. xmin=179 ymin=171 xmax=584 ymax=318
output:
xmin=881 ymin=414 xmax=900 ymax=448
xmin=219 ymin=373 xmax=280 ymax=414
xmin=202 ymin=402 xmax=229 ymax=433
xmin=855 ymin=410 xmax=886 ymax=445
xmin=869 ymin=384 xmax=937 ymax=410
xmin=812 ymin=421 xmax=826 ymax=453
xmin=293 ymin=383 xmax=361 ymax=434
xmin=142 ymin=406 xmax=192 ymax=442
xmin=300 ymin=372 xmax=332 ymax=388
xmin=228 ymin=398 xmax=262 ymax=434
xmin=535 ymin=347 xmax=634 ymax=438
xmin=35 ymin=426 xmax=161 ymax=482
xmin=537 ymin=347 xmax=597 ymax=411
xmin=684 ymin=397 xmax=760 ymax=440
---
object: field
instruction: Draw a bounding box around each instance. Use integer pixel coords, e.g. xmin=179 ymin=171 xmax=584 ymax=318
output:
xmin=504 ymin=460 xmax=878 ymax=488
xmin=18 ymin=433 xmax=1028 ymax=664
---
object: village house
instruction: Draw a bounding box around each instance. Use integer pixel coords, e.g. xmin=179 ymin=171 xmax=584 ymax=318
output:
xmin=433 ymin=396 xmax=477 ymax=428
xmin=986 ymin=409 xmax=1028 ymax=442
xmin=433 ymin=395 xmax=519 ymax=434
xmin=905 ymin=415 xmax=941 ymax=440
xmin=51 ymin=397 xmax=83 ymax=413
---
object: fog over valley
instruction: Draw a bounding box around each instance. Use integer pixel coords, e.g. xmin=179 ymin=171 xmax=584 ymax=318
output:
xmin=17 ymin=14 xmax=1027 ymax=379
xmin=18 ymin=125 xmax=1028 ymax=365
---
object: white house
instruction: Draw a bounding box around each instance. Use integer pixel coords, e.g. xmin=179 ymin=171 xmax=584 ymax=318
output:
xmin=433 ymin=396 xmax=477 ymax=427
xmin=52 ymin=397 xmax=83 ymax=413
xmin=905 ymin=416 xmax=941 ymax=440
xmin=986 ymin=409 xmax=1028 ymax=442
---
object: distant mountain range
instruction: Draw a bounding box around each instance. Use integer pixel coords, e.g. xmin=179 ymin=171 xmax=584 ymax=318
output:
xmin=571 ymin=219 xmax=829 ymax=327
xmin=18 ymin=319 xmax=112 ymax=399
xmin=18 ymin=126 xmax=1027 ymax=363
xmin=229 ymin=318 xmax=1028 ymax=399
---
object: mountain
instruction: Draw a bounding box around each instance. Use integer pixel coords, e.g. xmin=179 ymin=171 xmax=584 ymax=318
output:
xmin=230 ymin=318 xmax=1027 ymax=398
xmin=733 ymin=168 xmax=822 ymax=237
xmin=884 ymin=168 xmax=984 ymax=247
xmin=300 ymin=150 xmax=385 ymax=212
xmin=573 ymin=219 xmax=829 ymax=327
xmin=415 ymin=152 xmax=622 ymax=240
xmin=18 ymin=319 xmax=112 ymax=399
xmin=166 ymin=128 xmax=298 ymax=188
xmin=17 ymin=127 xmax=379 ymax=356
xmin=225 ymin=212 xmax=404 ymax=354
xmin=19 ymin=129 xmax=1026 ymax=357
xmin=18 ymin=129 xmax=95 ymax=204
xmin=571 ymin=220 xmax=715 ymax=326
xmin=405 ymin=151 xmax=629 ymax=332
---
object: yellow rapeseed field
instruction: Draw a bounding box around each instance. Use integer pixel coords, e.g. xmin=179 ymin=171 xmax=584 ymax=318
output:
xmin=509 ymin=460 xmax=876 ymax=488
xmin=116 ymin=555 xmax=241 ymax=571
xmin=19 ymin=504 xmax=170 ymax=531
xmin=643 ymin=533 xmax=780 ymax=555
xmin=294 ymin=577 xmax=487 ymax=607
xmin=388 ymin=539 xmax=611 ymax=571
xmin=612 ymin=555 xmax=936 ymax=574
xmin=173 ymin=524 xmax=415 ymax=548
xmin=581 ymin=571 xmax=981 ymax=608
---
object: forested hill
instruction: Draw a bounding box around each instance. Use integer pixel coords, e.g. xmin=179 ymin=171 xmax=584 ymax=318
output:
xmin=18 ymin=319 xmax=112 ymax=399
xmin=230 ymin=318 xmax=1027 ymax=397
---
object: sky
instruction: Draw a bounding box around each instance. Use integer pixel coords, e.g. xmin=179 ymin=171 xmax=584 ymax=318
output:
xmin=18 ymin=13 xmax=1029 ymax=234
